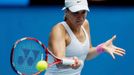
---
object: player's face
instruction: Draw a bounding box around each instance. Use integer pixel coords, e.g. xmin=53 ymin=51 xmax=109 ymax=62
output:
xmin=67 ymin=9 xmax=87 ymax=26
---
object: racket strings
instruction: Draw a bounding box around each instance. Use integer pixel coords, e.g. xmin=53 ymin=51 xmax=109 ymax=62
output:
xmin=41 ymin=44 xmax=49 ymax=61
xmin=13 ymin=39 xmax=45 ymax=74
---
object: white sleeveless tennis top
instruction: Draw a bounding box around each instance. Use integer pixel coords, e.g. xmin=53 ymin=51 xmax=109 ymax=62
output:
xmin=45 ymin=21 xmax=90 ymax=75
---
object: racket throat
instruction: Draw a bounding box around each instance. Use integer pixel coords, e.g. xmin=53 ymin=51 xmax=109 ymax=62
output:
xmin=48 ymin=60 xmax=61 ymax=67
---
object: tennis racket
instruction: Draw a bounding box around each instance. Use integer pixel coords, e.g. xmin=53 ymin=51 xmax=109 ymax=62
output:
xmin=10 ymin=37 xmax=75 ymax=75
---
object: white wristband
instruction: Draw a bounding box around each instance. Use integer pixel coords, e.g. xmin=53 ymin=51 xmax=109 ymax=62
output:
xmin=62 ymin=58 xmax=75 ymax=65
xmin=62 ymin=58 xmax=84 ymax=65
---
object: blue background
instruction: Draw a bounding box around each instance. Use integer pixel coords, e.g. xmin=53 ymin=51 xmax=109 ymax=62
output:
xmin=0 ymin=6 xmax=134 ymax=75
xmin=0 ymin=0 xmax=29 ymax=6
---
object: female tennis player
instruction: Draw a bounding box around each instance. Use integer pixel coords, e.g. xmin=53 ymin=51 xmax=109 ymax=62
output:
xmin=44 ymin=0 xmax=126 ymax=75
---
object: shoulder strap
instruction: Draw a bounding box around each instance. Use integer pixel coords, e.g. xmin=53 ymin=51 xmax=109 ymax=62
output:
xmin=60 ymin=21 xmax=76 ymax=40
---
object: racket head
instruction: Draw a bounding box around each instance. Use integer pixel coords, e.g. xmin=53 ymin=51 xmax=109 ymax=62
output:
xmin=10 ymin=37 xmax=46 ymax=75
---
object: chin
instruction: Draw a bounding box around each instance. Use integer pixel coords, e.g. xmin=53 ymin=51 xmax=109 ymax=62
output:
xmin=76 ymin=21 xmax=84 ymax=25
xmin=75 ymin=23 xmax=83 ymax=28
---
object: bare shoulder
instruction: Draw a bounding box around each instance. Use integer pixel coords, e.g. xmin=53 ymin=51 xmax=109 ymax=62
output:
xmin=51 ymin=23 xmax=66 ymax=35
xmin=49 ymin=22 xmax=66 ymax=41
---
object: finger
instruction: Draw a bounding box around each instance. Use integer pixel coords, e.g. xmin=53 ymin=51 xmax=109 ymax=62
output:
xmin=71 ymin=57 xmax=80 ymax=69
xmin=116 ymin=48 xmax=126 ymax=52
xmin=110 ymin=35 xmax=116 ymax=42
xmin=112 ymin=45 xmax=126 ymax=53
xmin=105 ymin=35 xmax=116 ymax=45
xmin=74 ymin=57 xmax=79 ymax=63
xmin=115 ymin=49 xmax=126 ymax=55
xmin=114 ymin=51 xmax=124 ymax=56
xmin=79 ymin=60 xmax=83 ymax=65
xmin=73 ymin=56 xmax=79 ymax=65
xmin=109 ymin=52 xmax=115 ymax=59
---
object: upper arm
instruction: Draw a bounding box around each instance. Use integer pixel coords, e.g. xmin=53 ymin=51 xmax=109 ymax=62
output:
xmin=48 ymin=23 xmax=66 ymax=58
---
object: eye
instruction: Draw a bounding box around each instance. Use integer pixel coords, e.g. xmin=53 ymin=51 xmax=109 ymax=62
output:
xmin=71 ymin=10 xmax=87 ymax=15
xmin=72 ymin=12 xmax=79 ymax=15
xmin=82 ymin=11 xmax=86 ymax=14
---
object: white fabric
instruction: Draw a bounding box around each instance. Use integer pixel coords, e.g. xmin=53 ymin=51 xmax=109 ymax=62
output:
xmin=45 ymin=21 xmax=90 ymax=75
xmin=62 ymin=0 xmax=89 ymax=12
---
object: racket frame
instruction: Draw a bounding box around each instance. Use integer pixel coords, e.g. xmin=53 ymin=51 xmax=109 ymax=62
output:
xmin=10 ymin=37 xmax=46 ymax=75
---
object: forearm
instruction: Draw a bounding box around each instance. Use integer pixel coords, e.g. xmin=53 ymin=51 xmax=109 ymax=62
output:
xmin=86 ymin=44 xmax=104 ymax=60
xmin=86 ymin=47 xmax=99 ymax=60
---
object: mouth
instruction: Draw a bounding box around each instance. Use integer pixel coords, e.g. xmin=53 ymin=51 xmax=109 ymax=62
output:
xmin=76 ymin=20 xmax=83 ymax=23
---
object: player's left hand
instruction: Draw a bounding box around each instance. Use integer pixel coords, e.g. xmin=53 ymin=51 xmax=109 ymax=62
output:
xmin=102 ymin=35 xmax=126 ymax=59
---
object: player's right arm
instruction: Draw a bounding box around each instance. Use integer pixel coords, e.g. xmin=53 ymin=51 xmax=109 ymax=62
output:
xmin=48 ymin=23 xmax=66 ymax=58
xmin=48 ymin=23 xmax=81 ymax=69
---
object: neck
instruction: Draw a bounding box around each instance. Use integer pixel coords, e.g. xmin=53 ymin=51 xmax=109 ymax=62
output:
xmin=65 ymin=20 xmax=81 ymax=33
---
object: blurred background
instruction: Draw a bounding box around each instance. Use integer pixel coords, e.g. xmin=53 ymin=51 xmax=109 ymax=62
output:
xmin=0 ymin=0 xmax=134 ymax=75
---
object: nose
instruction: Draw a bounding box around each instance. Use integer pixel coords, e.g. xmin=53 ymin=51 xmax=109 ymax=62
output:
xmin=78 ymin=14 xmax=83 ymax=17
xmin=76 ymin=13 xmax=85 ymax=19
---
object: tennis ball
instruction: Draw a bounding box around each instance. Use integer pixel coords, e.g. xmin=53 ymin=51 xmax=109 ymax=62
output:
xmin=36 ymin=60 xmax=48 ymax=71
